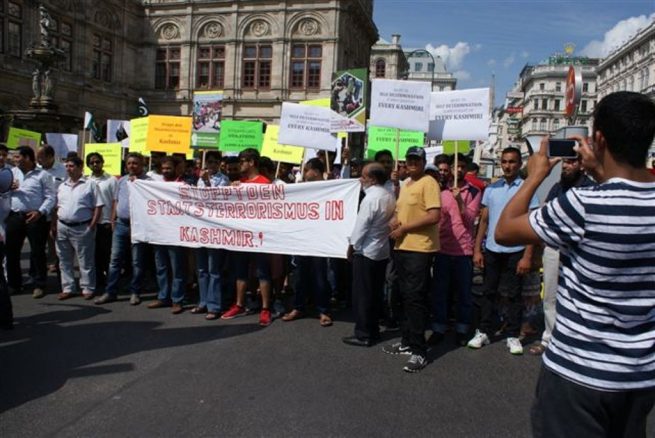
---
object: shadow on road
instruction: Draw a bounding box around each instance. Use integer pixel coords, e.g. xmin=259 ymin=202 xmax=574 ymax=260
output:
xmin=0 ymin=303 xmax=259 ymax=413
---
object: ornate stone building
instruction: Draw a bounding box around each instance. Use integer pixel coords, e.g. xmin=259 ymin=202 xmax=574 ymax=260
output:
xmin=369 ymin=34 xmax=408 ymax=81
xmin=0 ymin=0 xmax=377 ymax=130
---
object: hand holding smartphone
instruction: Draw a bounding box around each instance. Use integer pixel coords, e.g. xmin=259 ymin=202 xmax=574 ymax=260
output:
xmin=548 ymin=139 xmax=578 ymax=158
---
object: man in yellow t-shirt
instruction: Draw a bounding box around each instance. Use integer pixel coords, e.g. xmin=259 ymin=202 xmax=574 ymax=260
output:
xmin=383 ymin=146 xmax=441 ymax=373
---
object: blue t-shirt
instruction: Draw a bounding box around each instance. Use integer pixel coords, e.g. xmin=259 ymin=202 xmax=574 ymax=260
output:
xmin=482 ymin=177 xmax=538 ymax=253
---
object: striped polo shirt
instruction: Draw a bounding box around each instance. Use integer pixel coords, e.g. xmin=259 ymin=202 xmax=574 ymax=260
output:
xmin=529 ymin=177 xmax=655 ymax=391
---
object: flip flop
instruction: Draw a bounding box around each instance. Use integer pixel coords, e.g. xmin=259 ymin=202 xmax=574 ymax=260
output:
xmin=319 ymin=314 xmax=333 ymax=327
xmin=205 ymin=312 xmax=219 ymax=320
xmin=282 ymin=309 xmax=304 ymax=322
xmin=529 ymin=343 xmax=547 ymax=355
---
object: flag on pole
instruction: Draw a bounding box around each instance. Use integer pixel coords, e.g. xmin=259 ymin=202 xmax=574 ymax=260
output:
xmin=83 ymin=111 xmax=103 ymax=142
xmin=137 ymin=97 xmax=149 ymax=117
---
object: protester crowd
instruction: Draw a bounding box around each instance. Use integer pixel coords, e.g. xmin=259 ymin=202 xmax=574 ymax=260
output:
xmin=1 ymin=90 xmax=655 ymax=436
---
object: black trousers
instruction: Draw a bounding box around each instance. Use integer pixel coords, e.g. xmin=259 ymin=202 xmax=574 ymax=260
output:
xmin=351 ymin=254 xmax=387 ymax=340
xmin=95 ymin=223 xmax=113 ymax=291
xmin=6 ymin=212 xmax=48 ymax=290
xmin=473 ymin=250 xmax=524 ymax=337
xmin=0 ymin=241 xmax=13 ymax=327
xmin=395 ymin=250 xmax=434 ymax=356
xmin=532 ymin=366 xmax=655 ymax=438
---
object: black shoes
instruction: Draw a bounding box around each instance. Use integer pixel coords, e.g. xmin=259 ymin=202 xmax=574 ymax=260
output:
xmin=342 ymin=336 xmax=374 ymax=347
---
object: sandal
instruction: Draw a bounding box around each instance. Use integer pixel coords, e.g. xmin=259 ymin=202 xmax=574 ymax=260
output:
xmin=529 ymin=343 xmax=547 ymax=355
xmin=282 ymin=309 xmax=303 ymax=322
xmin=205 ymin=312 xmax=219 ymax=320
xmin=319 ymin=314 xmax=333 ymax=327
xmin=191 ymin=306 xmax=207 ymax=314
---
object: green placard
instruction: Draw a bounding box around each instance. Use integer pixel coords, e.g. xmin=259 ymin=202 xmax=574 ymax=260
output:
xmin=366 ymin=125 xmax=424 ymax=160
xmin=442 ymin=140 xmax=471 ymax=155
xmin=6 ymin=127 xmax=42 ymax=149
xmin=218 ymin=120 xmax=263 ymax=152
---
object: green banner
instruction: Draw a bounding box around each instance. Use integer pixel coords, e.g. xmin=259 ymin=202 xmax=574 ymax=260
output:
xmin=442 ymin=140 xmax=471 ymax=155
xmin=366 ymin=125 xmax=424 ymax=160
xmin=6 ymin=127 xmax=42 ymax=149
xmin=218 ymin=120 xmax=263 ymax=152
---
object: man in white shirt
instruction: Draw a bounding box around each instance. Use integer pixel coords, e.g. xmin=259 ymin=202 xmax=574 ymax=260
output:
xmin=37 ymin=145 xmax=66 ymax=274
xmin=343 ymin=162 xmax=396 ymax=347
xmin=86 ymin=152 xmax=117 ymax=292
xmin=51 ymin=156 xmax=102 ymax=300
xmin=6 ymin=146 xmax=56 ymax=298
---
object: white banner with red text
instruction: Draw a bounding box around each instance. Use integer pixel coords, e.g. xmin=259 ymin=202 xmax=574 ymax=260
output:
xmin=129 ymin=179 xmax=360 ymax=259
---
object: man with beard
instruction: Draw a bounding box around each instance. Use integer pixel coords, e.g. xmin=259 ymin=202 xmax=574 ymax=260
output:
xmin=468 ymin=147 xmax=538 ymax=355
xmin=430 ymin=154 xmax=482 ymax=346
xmin=528 ymin=156 xmax=594 ymax=355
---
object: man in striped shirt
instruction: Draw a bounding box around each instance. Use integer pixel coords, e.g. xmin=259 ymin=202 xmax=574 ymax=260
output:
xmin=496 ymin=91 xmax=655 ymax=437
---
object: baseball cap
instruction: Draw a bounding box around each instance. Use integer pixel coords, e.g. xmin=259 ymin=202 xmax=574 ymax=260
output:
xmin=405 ymin=146 xmax=426 ymax=160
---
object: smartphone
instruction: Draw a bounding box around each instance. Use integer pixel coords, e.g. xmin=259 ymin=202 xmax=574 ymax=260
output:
xmin=548 ymin=139 xmax=577 ymax=158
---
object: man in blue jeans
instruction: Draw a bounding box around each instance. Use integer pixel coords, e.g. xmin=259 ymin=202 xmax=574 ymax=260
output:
xmin=429 ymin=154 xmax=481 ymax=346
xmin=95 ymin=153 xmax=150 ymax=306
xmin=148 ymin=157 xmax=186 ymax=314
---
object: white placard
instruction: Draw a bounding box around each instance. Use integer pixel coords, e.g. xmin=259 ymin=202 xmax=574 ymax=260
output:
xmin=369 ymin=79 xmax=431 ymax=132
xmin=429 ymin=88 xmax=490 ymax=141
xmin=424 ymin=146 xmax=444 ymax=164
xmin=278 ymin=102 xmax=338 ymax=151
xmin=129 ymin=179 xmax=360 ymax=258
xmin=107 ymin=119 xmax=131 ymax=148
xmin=45 ymin=133 xmax=78 ymax=158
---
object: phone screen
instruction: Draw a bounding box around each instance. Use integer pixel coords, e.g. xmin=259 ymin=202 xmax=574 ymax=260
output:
xmin=548 ymin=140 xmax=577 ymax=158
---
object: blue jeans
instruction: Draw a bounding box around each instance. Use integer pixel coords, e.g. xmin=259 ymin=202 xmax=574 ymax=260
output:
xmin=294 ymin=256 xmax=330 ymax=314
xmin=196 ymin=247 xmax=224 ymax=312
xmin=431 ymin=253 xmax=473 ymax=334
xmin=105 ymin=220 xmax=148 ymax=296
xmin=154 ymin=245 xmax=186 ymax=304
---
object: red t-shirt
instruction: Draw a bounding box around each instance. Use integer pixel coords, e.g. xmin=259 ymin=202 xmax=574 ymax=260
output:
xmin=465 ymin=173 xmax=486 ymax=192
xmin=241 ymin=174 xmax=270 ymax=184
xmin=650 ymin=168 xmax=655 ymax=176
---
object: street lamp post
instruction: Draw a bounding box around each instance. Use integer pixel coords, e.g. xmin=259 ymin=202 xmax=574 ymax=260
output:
xmin=403 ymin=49 xmax=436 ymax=91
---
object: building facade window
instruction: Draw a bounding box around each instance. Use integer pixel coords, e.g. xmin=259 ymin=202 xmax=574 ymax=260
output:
xmin=554 ymin=99 xmax=560 ymax=111
xmin=2 ymin=1 xmax=23 ymax=57
xmin=581 ymin=100 xmax=587 ymax=113
xmin=427 ymin=63 xmax=434 ymax=72
xmin=155 ymin=46 xmax=181 ymax=90
xmin=50 ymin=16 xmax=73 ymax=71
xmin=541 ymin=98 xmax=548 ymax=110
xmin=582 ymin=82 xmax=589 ymax=92
xmin=553 ymin=118 xmax=560 ymax=130
xmin=92 ymin=34 xmax=112 ymax=81
xmin=374 ymin=59 xmax=386 ymax=78
xmin=242 ymin=44 xmax=272 ymax=89
xmin=540 ymin=118 xmax=547 ymax=131
xmin=539 ymin=82 xmax=545 ymax=90
xmin=290 ymin=44 xmax=322 ymax=89
xmin=414 ymin=62 xmax=422 ymax=72
xmin=197 ymin=45 xmax=225 ymax=89
xmin=555 ymin=82 xmax=561 ymax=92
xmin=531 ymin=119 xmax=537 ymax=131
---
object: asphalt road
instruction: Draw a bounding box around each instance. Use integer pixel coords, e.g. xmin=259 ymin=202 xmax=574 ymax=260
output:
xmin=1 ymin=278 xmax=653 ymax=437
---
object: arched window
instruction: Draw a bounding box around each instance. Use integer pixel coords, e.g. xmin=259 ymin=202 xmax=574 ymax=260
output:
xmin=375 ymin=59 xmax=386 ymax=78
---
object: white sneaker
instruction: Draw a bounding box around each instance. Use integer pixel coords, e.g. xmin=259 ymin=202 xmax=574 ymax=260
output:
xmin=467 ymin=330 xmax=490 ymax=349
xmin=506 ymin=337 xmax=523 ymax=355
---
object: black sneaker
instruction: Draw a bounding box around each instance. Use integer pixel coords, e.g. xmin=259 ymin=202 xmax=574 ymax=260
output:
xmin=456 ymin=332 xmax=469 ymax=347
xmin=403 ymin=354 xmax=427 ymax=373
xmin=382 ymin=342 xmax=411 ymax=355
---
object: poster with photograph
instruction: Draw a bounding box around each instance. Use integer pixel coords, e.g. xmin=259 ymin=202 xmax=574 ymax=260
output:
xmin=192 ymin=91 xmax=223 ymax=148
xmin=330 ymin=69 xmax=367 ymax=132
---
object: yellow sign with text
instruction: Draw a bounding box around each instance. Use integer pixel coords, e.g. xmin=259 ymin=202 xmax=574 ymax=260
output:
xmin=84 ymin=143 xmax=122 ymax=176
xmin=261 ymin=125 xmax=305 ymax=164
xmin=146 ymin=115 xmax=193 ymax=154
xmin=129 ymin=117 xmax=150 ymax=156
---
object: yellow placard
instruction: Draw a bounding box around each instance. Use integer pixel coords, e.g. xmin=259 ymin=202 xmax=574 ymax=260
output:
xmin=129 ymin=117 xmax=150 ymax=156
xmin=146 ymin=115 xmax=193 ymax=154
xmin=84 ymin=143 xmax=123 ymax=176
xmin=260 ymin=125 xmax=305 ymax=164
